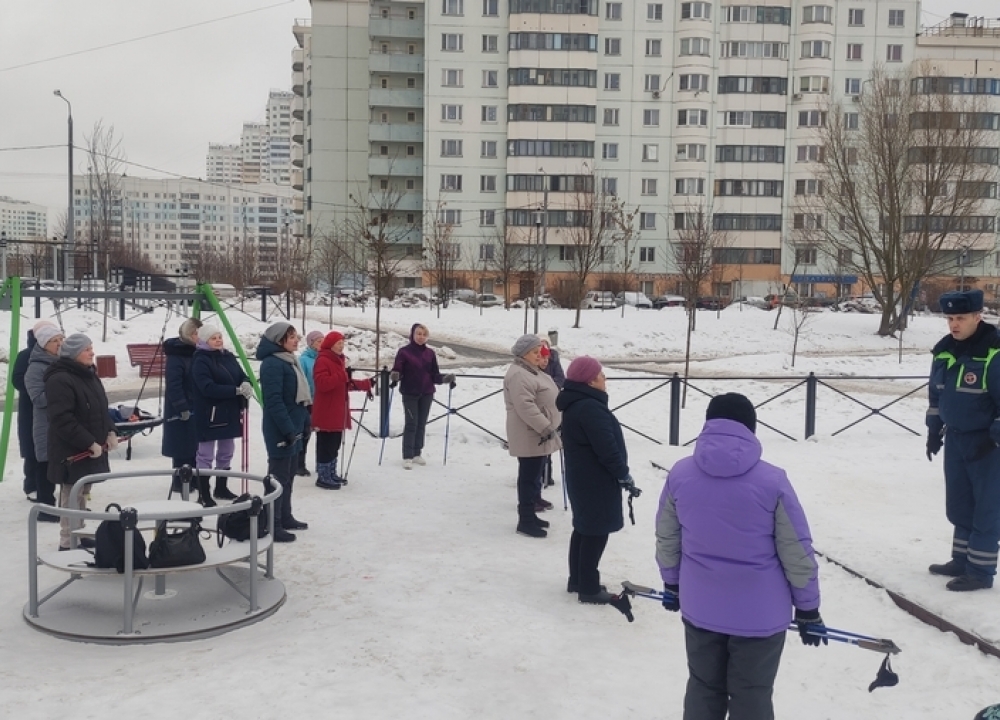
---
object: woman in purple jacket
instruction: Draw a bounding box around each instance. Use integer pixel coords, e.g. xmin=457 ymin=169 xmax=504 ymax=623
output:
xmin=656 ymin=393 xmax=823 ymax=720
xmin=390 ymin=324 xmax=454 ymax=469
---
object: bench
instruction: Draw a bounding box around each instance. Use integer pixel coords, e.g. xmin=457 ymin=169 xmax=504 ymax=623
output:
xmin=126 ymin=343 xmax=166 ymax=377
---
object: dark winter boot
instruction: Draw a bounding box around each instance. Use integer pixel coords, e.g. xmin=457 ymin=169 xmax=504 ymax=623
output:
xmin=214 ymin=474 xmax=238 ymax=501
xmin=516 ymin=503 xmax=547 ymax=538
xmin=315 ymin=462 xmax=341 ymax=490
xmin=946 ymin=574 xmax=993 ymax=592
xmin=271 ymin=495 xmax=296 ymax=542
xmin=929 ymin=559 xmax=966 ymax=577
xmin=197 ymin=475 xmax=217 ymax=508
xmin=578 ymin=589 xmax=616 ymax=605
xmin=567 ymin=580 xmax=606 ymax=594
xmin=333 ymin=458 xmax=348 ymax=486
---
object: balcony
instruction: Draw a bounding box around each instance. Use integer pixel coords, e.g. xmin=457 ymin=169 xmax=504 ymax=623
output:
xmin=290 ymin=169 xmax=304 ymax=191
xmin=291 ymin=95 xmax=304 ymax=120
xmin=368 ymin=123 xmax=423 ymax=143
xmin=369 ymin=88 xmax=423 ymax=108
xmin=369 ymin=16 xmax=423 ymax=39
xmin=368 ymin=52 xmax=424 ymax=74
xmin=291 ymin=119 xmax=304 ymax=143
xmin=292 ymin=47 xmax=305 ymax=72
xmin=394 ymin=192 xmax=422 ymax=212
xmin=368 ymin=157 xmax=422 ymax=176
xmin=292 ymin=196 xmax=304 ymax=214
xmin=291 ymin=145 xmax=304 ymax=168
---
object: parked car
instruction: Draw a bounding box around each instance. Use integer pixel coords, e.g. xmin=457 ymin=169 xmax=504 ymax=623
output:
xmin=475 ymin=293 xmax=504 ymax=307
xmin=652 ymin=294 xmax=687 ymax=309
xmin=396 ymin=288 xmax=437 ymax=304
xmin=738 ymin=296 xmax=771 ymax=310
xmin=580 ymin=290 xmax=616 ymax=310
xmin=614 ymin=291 xmax=653 ymax=309
xmin=696 ymin=296 xmax=730 ymax=311
xmin=448 ymin=288 xmax=477 ymax=303
xmin=764 ymin=292 xmax=800 ymax=309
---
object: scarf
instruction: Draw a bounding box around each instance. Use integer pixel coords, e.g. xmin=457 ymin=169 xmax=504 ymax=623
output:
xmin=274 ymin=350 xmax=312 ymax=406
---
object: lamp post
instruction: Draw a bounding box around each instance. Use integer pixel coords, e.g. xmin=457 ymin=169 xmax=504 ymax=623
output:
xmin=53 ymin=90 xmax=74 ymax=285
xmin=0 ymin=231 xmax=8 ymax=280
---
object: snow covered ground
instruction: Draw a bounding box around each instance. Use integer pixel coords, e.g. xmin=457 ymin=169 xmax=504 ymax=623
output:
xmin=0 ymin=299 xmax=997 ymax=719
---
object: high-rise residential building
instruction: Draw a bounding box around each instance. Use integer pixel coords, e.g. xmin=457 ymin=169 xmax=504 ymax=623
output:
xmin=299 ymin=1 xmax=1000 ymax=299
xmin=266 ymin=90 xmax=295 ymax=185
xmin=206 ymin=143 xmax=243 ymax=184
xmin=0 ymin=196 xmax=49 ymax=241
xmin=205 ymin=91 xmax=295 ymax=187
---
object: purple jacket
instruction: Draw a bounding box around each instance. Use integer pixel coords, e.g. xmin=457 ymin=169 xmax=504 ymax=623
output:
xmin=391 ymin=324 xmax=443 ymax=396
xmin=655 ymin=419 xmax=820 ymax=637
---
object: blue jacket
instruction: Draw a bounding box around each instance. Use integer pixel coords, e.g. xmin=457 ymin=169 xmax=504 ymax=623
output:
xmin=555 ymin=381 xmax=629 ymax=535
xmin=161 ymin=337 xmax=200 ymax=460
xmin=257 ymin=336 xmax=309 ymax=458
xmin=299 ymin=346 xmax=318 ymax=396
xmin=191 ymin=347 xmax=247 ymax=441
xmin=928 ymin=321 xmax=1000 ymax=439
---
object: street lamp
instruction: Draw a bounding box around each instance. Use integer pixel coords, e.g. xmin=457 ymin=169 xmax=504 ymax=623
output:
xmin=533 ymin=214 xmax=542 ymax=333
xmin=53 ymin=90 xmax=74 ymax=284
xmin=0 ymin=231 xmax=8 ymax=280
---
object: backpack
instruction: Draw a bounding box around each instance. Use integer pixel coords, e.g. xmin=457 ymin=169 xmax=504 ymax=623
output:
xmin=217 ymin=494 xmax=269 ymax=546
xmin=93 ymin=504 xmax=150 ymax=573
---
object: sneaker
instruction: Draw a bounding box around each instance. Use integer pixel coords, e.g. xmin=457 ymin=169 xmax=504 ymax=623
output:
xmin=946 ymin=574 xmax=993 ymax=592
xmin=578 ymin=589 xmax=616 ymax=605
xmin=403 ymin=459 xmax=413 ymax=470
xmin=516 ymin=521 xmax=547 ymax=538
xmin=286 ymin=518 xmax=309 ymax=531
xmin=412 ymin=455 xmax=426 ymax=466
xmin=567 ymin=580 xmax=606 ymax=594
xmin=929 ymin=559 xmax=966 ymax=577
xmin=273 ymin=528 xmax=297 ymax=543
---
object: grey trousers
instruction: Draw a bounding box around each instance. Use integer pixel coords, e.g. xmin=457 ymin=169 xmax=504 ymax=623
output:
xmin=683 ymin=621 xmax=785 ymax=720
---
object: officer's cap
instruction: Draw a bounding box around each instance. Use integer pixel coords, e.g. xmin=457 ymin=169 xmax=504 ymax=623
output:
xmin=940 ymin=289 xmax=984 ymax=315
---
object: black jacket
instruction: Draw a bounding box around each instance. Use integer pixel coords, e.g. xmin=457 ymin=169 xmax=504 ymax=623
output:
xmin=11 ymin=330 xmax=37 ymax=457
xmin=161 ymin=337 xmax=200 ymax=460
xmin=192 ymin=347 xmax=247 ymax=441
xmin=556 ymin=381 xmax=630 ymax=535
xmin=44 ymin=358 xmax=115 ymax=485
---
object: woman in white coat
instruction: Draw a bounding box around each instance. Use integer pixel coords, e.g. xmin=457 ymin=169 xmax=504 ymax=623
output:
xmin=503 ymin=334 xmax=562 ymax=538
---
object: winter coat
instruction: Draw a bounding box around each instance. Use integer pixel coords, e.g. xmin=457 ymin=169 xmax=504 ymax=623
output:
xmin=191 ymin=346 xmax=247 ymax=441
xmin=927 ymin=321 xmax=1000 ymax=438
xmin=257 ymin=336 xmax=310 ymax=458
xmin=544 ymin=348 xmax=566 ymax=389
xmin=12 ymin=330 xmax=37 ymax=457
xmin=25 ymin=343 xmax=60 ymax=462
xmin=161 ymin=337 xmax=200 ymax=460
xmin=311 ymin=336 xmax=372 ymax=432
xmin=655 ymin=419 xmax=820 ymax=637
xmin=391 ymin=325 xmax=443 ymax=396
xmin=44 ymin=358 xmax=116 ymax=486
xmin=503 ymin=358 xmax=562 ymax=458
xmin=299 ymin=346 xmax=319 ymax=396
xmin=556 ymin=381 xmax=629 ymax=535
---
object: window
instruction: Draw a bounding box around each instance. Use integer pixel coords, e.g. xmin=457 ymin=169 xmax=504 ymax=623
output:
xmin=846 ymin=43 xmax=863 ymax=61
xmin=480 ymin=210 xmax=496 ymax=226
xmin=602 ymin=143 xmax=619 ymax=160
xmin=442 ymin=34 xmax=464 ymax=51
xmin=604 ymin=73 xmax=621 ymax=90
xmin=801 ymin=40 xmax=830 ymax=58
xmin=642 ymin=144 xmax=659 ymax=161
xmin=640 ymin=213 xmax=656 ymax=230
xmin=481 ymin=105 xmax=497 ymax=122
xmin=725 ymin=5 xmax=791 ymax=23
xmin=795 ymin=179 xmax=823 ymax=195
xmin=648 ymin=3 xmax=663 ymax=20
xmin=483 ymin=0 xmax=498 ymax=16
xmin=441 ymin=139 xmax=463 ymax=156
xmin=603 ymin=108 xmax=620 ymax=126
xmin=680 ymin=37 xmax=710 ymax=55
xmin=442 ymin=69 xmax=463 ymax=86
xmin=606 ymin=2 xmax=622 ymax=19
xmin=639 ymin=247 xmax=655 ymax=262
xmin=792 ymin=214 xmax=823 ymax=230
xmin=848 ymin=8 xmax=864 ymax=25
xmin=716 ymin=145 xmax=785 ymax=162
xmin=380 ymin=42 xmax=389 ymax=54
xmin=797 ymin=110 xmax=827 ymax=127
xmin=379 ymin=111 xmax=390 ymax=123
xmin=443 ymin=0 xmax=463 ymax=14
xmin=796 ymin=145 xmax=824 ymax=162
xmin=681 ymin=2 xmax=711 ymax=19
xmin=888 ymin=9 xmax=905 ymax=27
xmin=379 ymin=179 xmax=389 ymax=190
xmin=479 ymin=244 xmax=495 ymax=261
xmin=482 ymin=34 xmax=498 ymax=52
xmin=602 ymin=177 xmax=618 ymax=195
xmin=844 ymin=112 xmax=859 ymax=129
xmin=714 ymin=214 xmax=782 ymax=231
xmin=380 ymin=7 xmax=390 ymax=18
xmin=715 ymin=179 xmax=782 ymax=196
xmin=802 ymin=5 xmax=832 ymax=23
xmin=406 ymin=145 xmax=416 ymax=156
xmin=440 ymin=209 xmax=461 ymax=225
xmin=645 ymin=74 xmax=661 ymax=92
xmin=674 ymin=212 xmax=704 ymax=230
xmin=559 ymin=246 xmax=576 ymax=261
xmin=406 ymin=178 xmax=415 ymax=189
xmin=643 ymin=109 xmax=660 ymax=126
xmin=675 ymin=177 xmax=705 ymax=194
xmin=408 ymin=43 xmax=416 ymax=54
xmin=886 ymin=44 xmax=903 ymax=62
xmin=677 ymin=109 xmax=708 ymax=126
xmin=718 ymin=76 xmax=787 ymax=94
xmin=799 ymin=76 xmax=829 ymax=93
xmin=795 ymin=247 xmax=818 ymax=264
xmin=642 ymin=178 xmax=658 ymax=195
xmin=720 ymin=41 xmax=788 ymax=58
xmin=442 ymin=104 xmax=463 ymax=121
xmin=645 ymin=39 xmax=662 ymax=56
xmin=380 ymin=77 xmax=389 ymax=89
xmin=482 ymin=70 xmax=498 ymax=87
xmin=679 ymin=74 xmax=710 ymax=91
xmin=844 ymin=147 xmax=859 ymax=165
xmin=407 ymin=77 xmax=416 ymax=88
xmin=441 ymin=174 xmax=463 ymax=191
xmin=845 ymin=78 xmax=861 ymax=95
xmin=480 ymin=175 xmax=497 ymax=192
xmin=379 ymin=145 xmax=389 ymax=156
xmin=676 ymin=144 xmax=706 ymax=161
xmin=481 ymin=140 xmax=497 ymax=158
xmin=605 ymin=38 xmax=621 ymax=55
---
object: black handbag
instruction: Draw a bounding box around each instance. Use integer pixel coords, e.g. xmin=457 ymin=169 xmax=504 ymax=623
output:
xmin=93 ymin=504 xmax=150 ymax=573
xmin=217 ymin=494 xmax=268 ymax=547
xmin=148 ymin=520 xmax=206 ymax=568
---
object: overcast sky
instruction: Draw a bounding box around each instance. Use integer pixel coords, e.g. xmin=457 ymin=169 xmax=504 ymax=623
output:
xmin=0 ymin=0 xmax=997 ymax=229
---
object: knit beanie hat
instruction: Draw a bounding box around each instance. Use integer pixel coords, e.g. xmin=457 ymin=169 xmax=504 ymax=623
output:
xmin=32 ymin=320 xmax=56 ymax=334
xmin=264 ymin=322 xmax=294 ymax=345
xmin=321 ymin=331 xmax=345 ymax=350
xmin=706 ymin=393 xmax=757 ymax=433
xmin=34 ymin=324 xmax=63 ymax=349
xmin=974 ymin=705 xmax=1000 ymax=720
xmin=511 ymin=334 xmax=543 ymax=357
xmin=59 ymin=333 xmax=92 ymax=360
xmin=306 ymin=330 xmax=324 ymax=346
xmin=566 ymin=356 xmax=603 ymax=384
xmin=198 ymin=324 xmax=222 ymax=344
xmin=179 ymin=318 xmax=202 ymax=344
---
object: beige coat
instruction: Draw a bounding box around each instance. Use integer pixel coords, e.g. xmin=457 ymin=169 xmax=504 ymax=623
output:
xmin=504 ymin=358 xmax=563 ymax=457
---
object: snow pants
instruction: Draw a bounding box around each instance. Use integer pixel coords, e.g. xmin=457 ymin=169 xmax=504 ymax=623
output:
xmin=944 ymin=429 xmax=1000 ymax=582
xmin=682 ymin=621 xmax=785 ymax=720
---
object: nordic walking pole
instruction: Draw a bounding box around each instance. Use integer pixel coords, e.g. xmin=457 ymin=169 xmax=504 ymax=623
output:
xmin=560 ymin=448 xmax=568 ymax=510
xmin=343 ymin=390 xmax=370 ymax=483
xmin=379 ymin=384 xmax=395 ymax=466
xmin=241 ymin=397 xmax=250 ymax=495
xmin=443 ymin=381 xmax=455 ymax=466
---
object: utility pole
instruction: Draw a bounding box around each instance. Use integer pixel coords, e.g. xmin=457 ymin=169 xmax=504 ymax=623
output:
xmin=53 ymin=90 xmax=74 ymax=285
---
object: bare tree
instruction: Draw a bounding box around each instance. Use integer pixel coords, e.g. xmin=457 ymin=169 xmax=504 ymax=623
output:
xmin=612 ymin=200 xmax=642 ymax=317
xmin=483 ymin=221 xmax=529 ymax=310
xmin=313 ymin=222 xmax=356 ymax=324
xmin=83 ymin=121 xmax=127 ymax=278
xmin=786 ymin=295 xmax=816 ymax=367
xmin=562 ymin=176 xmax=622 ymax=329
xmin=423 ymin=197 xmax=459 ymax=316
xmin=805 ymin=63 xmax=998 ymax=335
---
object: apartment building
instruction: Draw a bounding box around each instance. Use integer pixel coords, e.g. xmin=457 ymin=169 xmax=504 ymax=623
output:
xmin=205 ymin=91 xmax=295 ymax=187
xmin=300 ymin=1 xmax=1000 ymax=300
xmin=206 ymin=143 xmax=243 ymax=184
xmin=0 ymin=195 xmax=49 ymax=241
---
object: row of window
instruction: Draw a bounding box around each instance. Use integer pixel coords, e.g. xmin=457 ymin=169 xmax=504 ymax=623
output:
xmin=439 ymin=0 xmax=498 ymax=17
xmin=508 ymin=33 xmax=596 ymax=51
xmin=600 ymin=3 xmax=905 ymax=27
xmin=508 ymin=68 xmax=596 ymax=87
xmin=912 ymin=77 xmax=1000 ymax=96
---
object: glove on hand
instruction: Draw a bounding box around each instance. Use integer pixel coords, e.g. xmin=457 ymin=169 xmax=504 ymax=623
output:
xmin=795 ymin=608 xmax=828 ymax=647
xmin=106 ymin=433 xmax=119 ymax=450
xmin=926 ymin=428 xmax=943 ymax=461
xmin=238 ymin=382 xmax=254 ymax=400
xmin=538 ymin=432 xmax=554 ymax=445
xmin=618 ymin=474 xmax=636 ymax=488
xmin=89 ymin=442 xmax=103 ymax=459
xmin=346 ymin=366 xmax=355 ymax=379
xmin=662 ymin=584 xmax=680 ymax=612
xmin=389 ymin=371 xmax=400 ymax=387
xmin=367 ymin=388 xmax=375 ymax=401
xmin=179 ymin=410 xmax=192 ymax=422
xmin=442 ymin=373 xmax=456 ymax=387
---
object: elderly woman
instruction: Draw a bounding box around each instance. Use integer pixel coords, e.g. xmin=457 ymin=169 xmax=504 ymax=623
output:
xmin=296 ymin=329 xmax=325 ymax=477
xmin=44 ymin=334 xmax=117 ymax=551
xmin=21 ymin=322 xmax=63 ymax=518
xmin=503 ymin=334 xmax=562 ymax=538
xmin=162 ymin=318 xmax=202 ymax=493
xmin=556 ymin=356 xmax=637 ymax=605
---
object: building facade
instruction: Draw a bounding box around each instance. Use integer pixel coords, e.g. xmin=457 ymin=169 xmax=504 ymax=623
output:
xmin=205 ymin=90 xmax=295 ymax=187
xmin=0 ymin=196 xmax=49 ymax=241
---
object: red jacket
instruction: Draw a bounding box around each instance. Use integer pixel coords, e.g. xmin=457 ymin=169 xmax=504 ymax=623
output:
xmin=311 ymin=346 xmax=371 ymax=432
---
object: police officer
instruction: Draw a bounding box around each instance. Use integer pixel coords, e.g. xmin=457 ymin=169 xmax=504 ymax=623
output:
xmin=927 ymin=288 xmax=1000 ymax=591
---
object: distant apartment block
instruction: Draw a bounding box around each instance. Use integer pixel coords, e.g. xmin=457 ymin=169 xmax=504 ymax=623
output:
xmin=0 ymin=195 xmax=49 ymax=240
xmin=205 ymin=90 xmax=295 ymax=187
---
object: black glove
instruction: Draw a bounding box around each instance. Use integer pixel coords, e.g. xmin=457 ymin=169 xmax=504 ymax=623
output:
xmin=926 ymin=428 xmax=943 ymax=461
xmin=795 ymin=608 xmax=828 ymax=647
xmin=619 ymin=474 xmax=642 ymax=498
xmin=346 ymin=366 xmax=355 ymax=379
xmin=538 ymin=432 xmax=554 ymax=445
xmin=442 ymin=373 xmax=456 ymax=388
xmin=389 ymin=371 xmax=400 ymax=388
xmin=662 ymin=584 xmax=679 ymax=612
